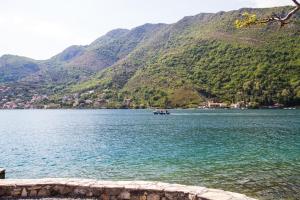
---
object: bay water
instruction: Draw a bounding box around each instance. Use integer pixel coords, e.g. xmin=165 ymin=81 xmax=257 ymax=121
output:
xmin=0 ymin=109 xmax=299 ymax=199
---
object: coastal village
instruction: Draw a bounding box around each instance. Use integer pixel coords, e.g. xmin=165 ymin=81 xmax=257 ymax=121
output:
xmin=0 ymin=86 xmax=288 ymax=109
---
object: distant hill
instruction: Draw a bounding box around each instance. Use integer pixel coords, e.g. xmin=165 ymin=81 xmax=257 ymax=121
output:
xmin=0 ymin=55 xmax=39 ymax=83
xmin=0 ymin=6 xmax=299 ymax=109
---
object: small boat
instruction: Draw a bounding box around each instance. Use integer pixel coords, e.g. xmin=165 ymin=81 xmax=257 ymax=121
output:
xmin=153 ymin=109 xmax=170 ymax=115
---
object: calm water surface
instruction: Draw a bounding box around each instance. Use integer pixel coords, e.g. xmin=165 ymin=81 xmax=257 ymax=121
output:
xmin=0 ymin=109 xmax=299 ymax=199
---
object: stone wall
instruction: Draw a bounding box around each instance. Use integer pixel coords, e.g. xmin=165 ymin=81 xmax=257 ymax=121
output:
xmin=0 ymin=179 xmax=257 ymax=200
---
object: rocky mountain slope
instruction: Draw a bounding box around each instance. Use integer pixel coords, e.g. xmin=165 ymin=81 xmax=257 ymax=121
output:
xmin=0 ymin=6 xmax=299 ymax=109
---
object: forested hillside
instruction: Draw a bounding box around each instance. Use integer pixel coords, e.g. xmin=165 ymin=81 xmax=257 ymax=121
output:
xmin=0 ymin=6 xmax=299 ymax=109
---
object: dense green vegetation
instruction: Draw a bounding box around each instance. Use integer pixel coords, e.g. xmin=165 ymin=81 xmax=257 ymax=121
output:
xmin=66 ymin=7 xmax=300 ymax=108
xmin=0 ymin=6 xmax=299 ymax=108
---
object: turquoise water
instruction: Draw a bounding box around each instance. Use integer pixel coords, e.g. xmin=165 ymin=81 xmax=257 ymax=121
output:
xmin=0 ymin=109 xmax=299 ymax=199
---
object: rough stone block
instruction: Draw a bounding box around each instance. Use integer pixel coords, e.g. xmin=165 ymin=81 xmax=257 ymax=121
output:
xmin=139 ymin=192 xmax=147 ymax=200
xmin=199 ymin=191 xmax=233 ymax=200
xmin=74 ymin=187 xmax=87 ymax=196
xmin=104 ymin=187 xmax=123 ymax=196
xmin=29 ymin=186 xmax=42 ymax=190
xmin=21 ymin=188 xmax=27 ymax=197
xmin=86 ymin=191 xmax=94 ymax=197
xmin=118 ymin=190 xmax=131 ymax=199
xmin=147 ymin=193 xmax=160 ymax=200
xmin=101 ymin=192 xmax=109 ymax=200
xmin=37 ymin=188 xmax=50 ymax=197
xmin=188 ymin=194 xmax=196 ymax=200
xmin=91 ymin=188 xmax=102 ymax=197
xmin=11 ymin=188 xmax=22 ymax=197
xmin=62 ymin=186 xmax=74 ymax=195
xmin=29 ymin=189 xmax=38 ymax=197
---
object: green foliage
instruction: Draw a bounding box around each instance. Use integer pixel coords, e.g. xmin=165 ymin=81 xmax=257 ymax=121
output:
xmin=0 ymin=55 xmax=39 ymax=83
xmin=68 ymin=6 xmax=299 ymax=108
xmin=0 ymin=6 xmax=299 ymax=109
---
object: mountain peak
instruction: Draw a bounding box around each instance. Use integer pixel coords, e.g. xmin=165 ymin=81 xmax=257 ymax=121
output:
xmin=105 ymin=28 xmax=130 ymax=37
xmin=0 ymin=6 xmax=299 ymax=108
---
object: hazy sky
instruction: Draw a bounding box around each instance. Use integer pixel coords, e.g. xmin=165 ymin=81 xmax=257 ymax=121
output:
xmin=0 ymin=0 xmax=293 ymax=60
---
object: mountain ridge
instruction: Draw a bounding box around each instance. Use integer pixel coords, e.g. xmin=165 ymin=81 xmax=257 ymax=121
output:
xmin=0 ymin=6 xmax=299 ymax=109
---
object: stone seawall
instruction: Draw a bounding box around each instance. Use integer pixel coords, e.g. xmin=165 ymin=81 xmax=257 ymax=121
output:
xmin=0 ymin=179 xmax=256 ymax=200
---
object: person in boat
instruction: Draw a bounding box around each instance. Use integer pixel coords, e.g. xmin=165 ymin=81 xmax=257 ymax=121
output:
xmin=153 ymin=109 xmax=170 ymax=115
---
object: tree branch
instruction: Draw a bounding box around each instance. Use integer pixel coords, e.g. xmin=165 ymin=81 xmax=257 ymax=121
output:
xmin=292 ymin=0 xmax=300 ymax=6
xmin=235 ymin=0 xmax=300 ymax=28
xmin=267 ymin=1 xmax=300 ymax=26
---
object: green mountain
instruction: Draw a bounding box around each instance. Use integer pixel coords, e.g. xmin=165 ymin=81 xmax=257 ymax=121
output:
xmin=0 ymin=6 xmax=299 ymax=109
xmin=0 ymin=55 xmax=39 ymax=83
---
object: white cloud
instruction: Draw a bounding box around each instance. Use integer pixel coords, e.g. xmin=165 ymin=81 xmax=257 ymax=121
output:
xmin=1 ymin=15 xmax=76 ymax=40
xmin=0 ymin=13 xmax=84 ymax=59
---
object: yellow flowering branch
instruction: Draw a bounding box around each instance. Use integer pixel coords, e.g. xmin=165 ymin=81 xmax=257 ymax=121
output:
xmin=235 ymin=0 xmax=300 ymax=28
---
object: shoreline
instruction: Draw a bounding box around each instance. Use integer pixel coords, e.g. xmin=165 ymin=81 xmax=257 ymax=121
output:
xmin=0 ymin=107 xmax=298 ymax=110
